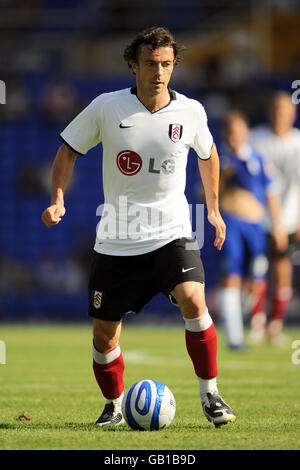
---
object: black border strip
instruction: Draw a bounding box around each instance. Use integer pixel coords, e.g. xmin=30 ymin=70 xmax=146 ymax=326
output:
xmin=197 ymin=140 xmax=214 ymax=161
xmin=59 ymin=135 xmax=85 ymax=156
xmin=130 ymin=87 xmax=176 ymax=115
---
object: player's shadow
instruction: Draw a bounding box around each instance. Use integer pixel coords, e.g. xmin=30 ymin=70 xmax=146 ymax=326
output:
xmin=0 ymin=422 xmax=95 ymax=431
xmin=0 ymin=422 xmax=211 ymax=431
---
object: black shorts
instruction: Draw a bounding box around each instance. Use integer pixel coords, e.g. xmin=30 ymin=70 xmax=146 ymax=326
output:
xmin=88 ymin=237 xmax=205 ymax=321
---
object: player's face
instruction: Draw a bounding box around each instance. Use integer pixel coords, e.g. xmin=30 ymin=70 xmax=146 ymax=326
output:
xmin=271 ymin=96 xmax=296 ymax=130
xmin=226 ymin=118 xmax=249 ymax=152
xmin=130 ymin=45 xmax=175 ymax=97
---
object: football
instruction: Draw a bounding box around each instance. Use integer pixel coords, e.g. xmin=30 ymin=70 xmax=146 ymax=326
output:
xmin=122 ymin=379 xmax=176 ymax=431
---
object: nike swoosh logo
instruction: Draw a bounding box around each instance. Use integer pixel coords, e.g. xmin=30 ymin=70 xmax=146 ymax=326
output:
xmin=119 ymin=124 xmax=134 ymax=128
xmin=182 ymin=267 xmax=197 ymax=273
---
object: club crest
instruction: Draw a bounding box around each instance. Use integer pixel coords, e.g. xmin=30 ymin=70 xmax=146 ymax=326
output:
xmin=93 ymin=290 xmax=104 ymax=309
xmin=169 ymin=124 xmax=183 ymax=143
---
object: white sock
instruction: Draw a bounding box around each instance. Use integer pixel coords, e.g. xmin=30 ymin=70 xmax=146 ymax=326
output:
xmin=219 ymin=287 xmax=244 ymax=347
xmin=106 ymin=391 xmax=124 ymax=406
xmin=183 ymin=308 xmax=212 ymax=332
xmin=198 ymin=377 xmax=218 ymax=400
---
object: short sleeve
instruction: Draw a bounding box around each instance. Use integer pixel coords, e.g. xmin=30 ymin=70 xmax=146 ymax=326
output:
xmin=191 ymin=101 xmax=214 ymax=160
xmin=60 ymin=97 xmax=102 ymax=155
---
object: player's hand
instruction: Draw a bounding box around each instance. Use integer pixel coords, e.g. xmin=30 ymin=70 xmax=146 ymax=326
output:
xmin=207 ymin=211 xmax=226 ymax=251
xmin=41 ymin=203 xmax=66 ymax=228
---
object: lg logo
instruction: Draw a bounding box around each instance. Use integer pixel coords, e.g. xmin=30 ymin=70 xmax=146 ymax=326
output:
xmin=116 ymin=151 xmax=176 ymax=176
xmin=116 ymin=150 xmax=142 ymax=176
xmin=149 ymin=157 xmax=175 ymax=175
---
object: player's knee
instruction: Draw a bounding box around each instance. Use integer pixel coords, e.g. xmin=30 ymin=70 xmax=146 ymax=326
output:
xmin=251 ymin=255 xmax=268 ymax=278
xmin=172 ymin=283 xmax=206 ymax=317
xmin=179 ymin=292 xmax=205 ymax=318
xmin=93 ymin=330 xmax=115 ymax=352
xmin=93 ymin=321 xmax=120 ymax=352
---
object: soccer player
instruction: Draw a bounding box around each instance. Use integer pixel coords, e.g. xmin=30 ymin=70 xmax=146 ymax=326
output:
xmin=41 ymin=27 xmax=236 ymax=427
xmin=250 ymin=92 xmax=300 ymax=345
xmin=218 ymin=111 xmax=287 ymax=349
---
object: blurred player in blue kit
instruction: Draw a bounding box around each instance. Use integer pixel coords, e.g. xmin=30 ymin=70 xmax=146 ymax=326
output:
xmin=41 ymin=27 xmax=236 ymax=427
xmin=218 ymin=111 xmax=287 ymax=349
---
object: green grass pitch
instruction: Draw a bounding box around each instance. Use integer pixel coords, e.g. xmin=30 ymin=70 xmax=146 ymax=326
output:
xmin=0 ymin=322 xmax=299 ymax=450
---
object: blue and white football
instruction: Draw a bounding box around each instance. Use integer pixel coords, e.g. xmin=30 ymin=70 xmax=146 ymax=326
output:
xmin=122 ymin=379 xmax=176 ymax=431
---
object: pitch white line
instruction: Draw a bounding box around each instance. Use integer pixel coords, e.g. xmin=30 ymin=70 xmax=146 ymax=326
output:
xmin=123 ymin=350 xmax=294 ymax=371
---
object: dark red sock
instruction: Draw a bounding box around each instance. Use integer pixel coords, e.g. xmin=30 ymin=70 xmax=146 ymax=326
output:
xmin=271 ymin=286 xmax=292 ymax=322
xmin=252 ymin=280 xmax=268 ymax=317
xmin=92 ymin=344 xmax=125 ymax=400
xmin=185 ymin=323 xmax=218 ymax=379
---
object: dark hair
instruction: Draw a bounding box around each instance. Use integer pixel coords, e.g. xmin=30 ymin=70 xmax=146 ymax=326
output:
xmin=223 ymin=110 xmax=249 ymax=132
xmin=270 ymin=91 xmax=295 ymax=110
xmin=123 ymin=26 xmax=185 ymax=68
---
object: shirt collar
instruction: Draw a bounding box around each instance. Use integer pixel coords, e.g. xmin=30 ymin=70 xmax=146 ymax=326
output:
xmin=130 ymin=87 xmax=177 ymax=101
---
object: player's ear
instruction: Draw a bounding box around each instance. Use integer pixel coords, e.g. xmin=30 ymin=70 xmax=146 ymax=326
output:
xmin=130 ymin=60 xmax=138 ymax=74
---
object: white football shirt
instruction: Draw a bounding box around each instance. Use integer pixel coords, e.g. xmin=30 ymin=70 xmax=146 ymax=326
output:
xmin=250 ymin=126 xmax=300 ymax=234
xmin=60 ymin=88 xmax=213 ymax=255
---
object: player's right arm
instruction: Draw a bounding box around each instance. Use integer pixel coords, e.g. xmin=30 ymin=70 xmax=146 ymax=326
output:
xmin=266 ymin=192 xmax=289 ymax=253
xmin=41 ymin=144 xmax=78 ymax=228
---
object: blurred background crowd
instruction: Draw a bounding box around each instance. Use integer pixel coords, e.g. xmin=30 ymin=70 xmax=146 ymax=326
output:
xmin=0 ymin=0 xmax=299 ymax=327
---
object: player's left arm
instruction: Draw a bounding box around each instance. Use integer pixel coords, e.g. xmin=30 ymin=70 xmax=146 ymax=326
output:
xmin=197 ymin=143 xmax=226 ymax=250
xmin=262 ymin=155 xmax=289 ymax=250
